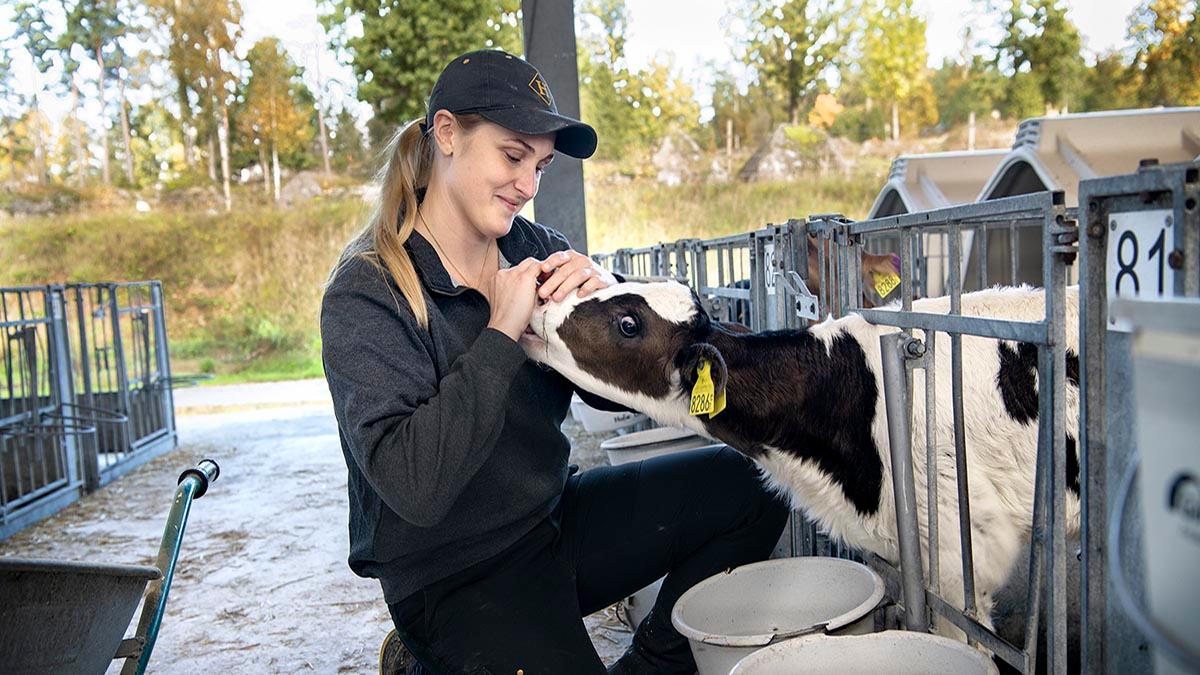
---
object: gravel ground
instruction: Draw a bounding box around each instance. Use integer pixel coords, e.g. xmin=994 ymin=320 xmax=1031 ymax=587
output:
xmin=0 ymin=383 xmax=633 ymax=674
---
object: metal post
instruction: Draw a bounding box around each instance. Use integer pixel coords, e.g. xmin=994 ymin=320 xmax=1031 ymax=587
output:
xmin=47 ymin=288 xmax=79 ymax=488
xmin=947 ymin=222 xmax=979 ymax=631
xmin=108 ymin=286 xmax=133 ymax=459
xmin=1041 ymin=199 xmax=1070 ymax=675
xmin=880 ymin=331 xmax=929 ymax=632
xmin=521 ymin=0 xmax=588 ymax=252
xmin=1079 ymin=191 xmax=1108 ymax=674
xmin=72 ymin=286 xmax=101 ymax=491
xmin=151 ymin=283 xmax=177 ymax=441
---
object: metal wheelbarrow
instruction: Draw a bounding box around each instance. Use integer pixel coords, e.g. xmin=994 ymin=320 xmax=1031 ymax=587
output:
xmin=0 ymin=459 xmax=221 ymax=675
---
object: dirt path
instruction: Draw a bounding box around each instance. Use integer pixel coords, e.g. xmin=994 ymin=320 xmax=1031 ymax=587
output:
xmin=0 ymin=384 xmax=632 ymax=673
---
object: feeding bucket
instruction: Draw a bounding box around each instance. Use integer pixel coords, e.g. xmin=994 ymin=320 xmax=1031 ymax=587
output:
xmin=569 ymin=394 xmax=647 ymax=433
xmin=730 ymin=630 xmax=998 ymax=675
xmin=600 ymin=426 xmax=717 ymax=467
xmin=602 ymin=426 xmax=722 ymax=628
xmin=671 ymin=557 xmax=885 ymax=675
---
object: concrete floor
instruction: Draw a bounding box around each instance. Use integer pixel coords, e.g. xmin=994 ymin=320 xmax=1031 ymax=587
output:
xmin=0 ymin=379 xmax=632 ymax=673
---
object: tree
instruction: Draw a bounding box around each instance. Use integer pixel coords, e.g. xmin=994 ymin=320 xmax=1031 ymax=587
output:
xmin=994 ymin=0 xmax=1085 ymax=113
xmin=145 ymin=0 xmax=205 ymax=170
xmin=577 ymin=0 xmax=700 ymax=162
xmin=930 ymin=55 xmax=1006 ymax=127
xmin=319 ymin=0 xmax=521 ymax=133
xmin=329 ymin=107 xmax=367 ymax=174
xmin=240 ymin=38 xmax=315 ymax=202
xmin=64 ymin=0 xmax=125 ymax=185
xmin=710 ymin=73 xmax=786 ymax=153
xmin=859 ymin=0 xmax=931 ymax=139
xmin=1127 ymin=0 xmax=1200 ymax=106
xmin=1079 ymin=51 xmax=1139 ymax=111
xmin=6 ymin=2 xmax=54 ymax=184
xmin=736 ymin=0 xmax=851 ymax=125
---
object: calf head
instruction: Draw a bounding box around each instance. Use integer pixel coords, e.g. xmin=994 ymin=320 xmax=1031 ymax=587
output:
xmin=520 ymin=281 xmax=727 ymax=432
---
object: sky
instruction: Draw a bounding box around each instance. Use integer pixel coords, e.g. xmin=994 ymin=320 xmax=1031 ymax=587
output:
xmin=5 ymin=0 xmax=1146 ymax=130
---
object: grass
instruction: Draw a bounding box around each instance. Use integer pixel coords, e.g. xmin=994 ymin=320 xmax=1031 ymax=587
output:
xmin=584 ymin=166 xmax=887 ymax=252
xmin=1 ymin=169 xmax=885 ymax=383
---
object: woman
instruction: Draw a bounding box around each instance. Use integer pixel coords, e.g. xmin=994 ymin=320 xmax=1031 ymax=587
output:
xmin=321 ymin=50 xmax=788 ymax=675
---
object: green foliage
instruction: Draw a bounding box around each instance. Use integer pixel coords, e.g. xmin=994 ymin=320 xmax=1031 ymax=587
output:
xmin=859 ymin=0 xmax=933 ymax=137
xmin=736 ymin=0 xmax=851 ymax=123
xmin=329 ymin=108 xmax=369 ymax=175
xmin=930 ymin=56 xmax=1006 ymax=126
xmin=828 ymin=104 xmax=886 ymax=141
xmin=1079 ymin=52 xmax=1140 ymax=111
xmin=709 ymin=74 xmax=786 ymax=152
xmin=1003 ymin=69 xmax=1044 ymax=120
xmin=319 ymin=0 xmax=521 ymax=131
xmin=240 ymin=38 xmax=316 ymax=161
xmin=1127 ymin=0 xmax=1200 ymax=106
xmin=577 ymin=0 xmax=701 ymax=162
xmin=994 ymin=0 xmax=1085 ymax=112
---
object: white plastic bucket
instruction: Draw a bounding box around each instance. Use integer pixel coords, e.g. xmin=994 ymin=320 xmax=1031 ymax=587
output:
xmin=602 ymin=426 xmax=721 ymax=629
xmin=569 ymin=394 xmax=647 ymax=433
xmin=730 ymin=630 xmax=998 ymax=675
xmin=600 ymin=426 xmax=716 ymax=467
xmin=671 ymin=557 xmax=885 ymax=675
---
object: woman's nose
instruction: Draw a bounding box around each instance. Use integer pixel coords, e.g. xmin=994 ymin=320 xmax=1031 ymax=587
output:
xmin=514 ymin=166 xmax=539 ymax=200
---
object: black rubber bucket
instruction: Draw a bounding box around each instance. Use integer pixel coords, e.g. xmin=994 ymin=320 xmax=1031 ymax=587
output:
xmin=0 ymin=557 xmax=161 ymax=675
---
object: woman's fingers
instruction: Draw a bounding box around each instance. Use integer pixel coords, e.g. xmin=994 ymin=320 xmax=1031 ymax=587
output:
xmin=577 ymin=275 xmax=608 ymax=298
xmin=537 ymin=254 xmax=585 ymax=300
xmin=550 ymin=266 xmax=596 ymax=302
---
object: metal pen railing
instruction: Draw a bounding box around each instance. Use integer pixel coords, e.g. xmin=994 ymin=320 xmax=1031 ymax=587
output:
xmin=0 ymin=281 xmax=178 ymax=540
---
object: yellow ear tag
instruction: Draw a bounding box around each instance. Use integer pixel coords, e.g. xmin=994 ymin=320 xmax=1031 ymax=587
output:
xmin=874 ymin=271 xmax=901 ymax=299
xmin=690 ymin=359 xmax=726 ymax=418
xmin=689 ymin=360 xmax=715 ymax=416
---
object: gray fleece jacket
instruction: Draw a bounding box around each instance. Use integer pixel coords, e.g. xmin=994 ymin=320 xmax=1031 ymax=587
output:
xmin=320 ymin=216 xmax=611 ymax=604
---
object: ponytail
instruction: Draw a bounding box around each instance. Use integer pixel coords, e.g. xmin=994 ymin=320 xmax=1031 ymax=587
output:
xmin=329 ymin=113 xmax=486 ymax=329
xmin=330 ymin=118 xmax=433 ymax=327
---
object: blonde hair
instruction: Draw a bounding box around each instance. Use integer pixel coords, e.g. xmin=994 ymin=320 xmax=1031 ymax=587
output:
xmin=330 ymin=113 xmax=483 ymax=329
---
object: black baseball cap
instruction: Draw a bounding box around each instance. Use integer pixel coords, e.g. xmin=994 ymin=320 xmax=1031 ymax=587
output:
xmin=423 ymin=49 xmax=597 ymax=160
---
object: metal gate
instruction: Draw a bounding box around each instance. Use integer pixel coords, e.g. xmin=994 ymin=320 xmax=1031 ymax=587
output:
xmin=0 ymin=281 xmax=177 ymax=540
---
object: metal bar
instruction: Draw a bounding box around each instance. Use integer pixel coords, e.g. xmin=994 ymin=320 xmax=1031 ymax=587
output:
xmin=853 ymin=309 xmax=1050 ymax=344
xmin=880 ymin=331 xmax=928 ymax=632
xmin=1010 ymin=220 xmax=1019 ymax=286
xmin=948 ymin=222 xmax=980 ymax=633
xmin=850 ymin=192 xmax=1058 ymax=234
xmin=1043 ymin=201 xmax=1070 ymax=675
xmin=1078 ymin=186 xmax=1107 ymax=674
xmin=122 ymin=460 xmax=219 ymax=675
xmin=152 ymin=283 xmax=177 ymax=443
xmin=926 ymin=592 xmax=1027 ymax=668
xmin=47 ymin=289 xmax=80 ymax=489
xmin=924 ymin=330 xmax=939 ymax=595
xmin=109 ymin=287 xmax=134 ymax=466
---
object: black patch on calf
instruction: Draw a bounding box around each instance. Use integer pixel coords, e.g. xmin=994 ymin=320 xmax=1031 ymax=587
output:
xmin=557 ymin=293 xmax=704 ymax=399
xmin=995 ymin=342 xmax=1081 ymax=494
xmin=703 ymin=329 xmax=884 ymax=517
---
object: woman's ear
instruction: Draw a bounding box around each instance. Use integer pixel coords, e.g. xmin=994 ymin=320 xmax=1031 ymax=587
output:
xmin=431 ymin=109 xmax=457 ymax=156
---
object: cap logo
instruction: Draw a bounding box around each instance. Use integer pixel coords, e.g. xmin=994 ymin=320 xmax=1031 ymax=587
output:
xmin=528 ymin=73 xmax=552 ymax=107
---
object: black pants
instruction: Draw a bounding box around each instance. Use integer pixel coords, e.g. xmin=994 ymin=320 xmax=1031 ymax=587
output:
xmin=387 ymin=446 xmax=790 ymax=675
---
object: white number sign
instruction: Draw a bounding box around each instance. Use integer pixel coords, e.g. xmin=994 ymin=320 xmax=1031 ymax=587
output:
xmin=1107 ymin=210 xmax=1177 ymax=325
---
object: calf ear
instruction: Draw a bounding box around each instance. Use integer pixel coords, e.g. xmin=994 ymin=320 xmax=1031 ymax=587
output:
xmin=675 ymin=342 xmax=728 ymax=395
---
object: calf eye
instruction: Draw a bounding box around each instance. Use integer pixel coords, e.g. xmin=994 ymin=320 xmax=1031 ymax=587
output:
xmin=617 ymin=315 xmax=640 ymax=337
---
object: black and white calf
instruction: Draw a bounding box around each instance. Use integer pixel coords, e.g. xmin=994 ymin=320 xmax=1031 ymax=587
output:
xmin=519 ymin=281 xmax=1081 ymax=631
